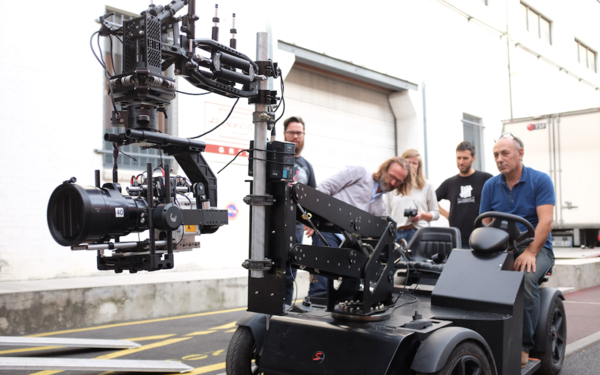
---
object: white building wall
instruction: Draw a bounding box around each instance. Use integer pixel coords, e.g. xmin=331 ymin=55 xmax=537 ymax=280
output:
xmin=0 ymin=0 xmax=598 ymax=281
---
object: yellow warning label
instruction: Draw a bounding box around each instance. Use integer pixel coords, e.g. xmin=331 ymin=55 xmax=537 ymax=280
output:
xmin=184 ymin=225 xmax=197 ymax=233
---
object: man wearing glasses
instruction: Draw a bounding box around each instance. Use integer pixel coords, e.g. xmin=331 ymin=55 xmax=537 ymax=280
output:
xmin=282 ymin=116 xmax=319 ymax=305
xmin=480 ymin=134 xmax=555 ymax=368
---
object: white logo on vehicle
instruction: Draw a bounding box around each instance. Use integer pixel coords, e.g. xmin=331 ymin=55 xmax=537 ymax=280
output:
xmin=115 ymin=208 xmax=124 ymax=217
xmin=459 ymin=185 xmax=473 ymax=199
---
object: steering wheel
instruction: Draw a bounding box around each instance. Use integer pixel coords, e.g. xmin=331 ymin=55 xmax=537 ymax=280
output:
xmin=474 ymin=212 xmax=535 ymax=246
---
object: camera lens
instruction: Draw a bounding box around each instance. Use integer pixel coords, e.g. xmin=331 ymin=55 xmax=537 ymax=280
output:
xmin=47 ymin=183 xmax=149 ymax=246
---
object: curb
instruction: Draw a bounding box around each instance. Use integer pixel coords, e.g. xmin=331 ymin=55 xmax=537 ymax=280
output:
xmin=565 ymin=331 xmax=600 ymax=359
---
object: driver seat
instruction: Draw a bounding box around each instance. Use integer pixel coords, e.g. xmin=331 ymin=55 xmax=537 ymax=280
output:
xmin=396 ymin=227 xmax=461 ymax=275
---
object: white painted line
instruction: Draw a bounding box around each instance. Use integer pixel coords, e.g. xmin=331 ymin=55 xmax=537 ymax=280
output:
xmin=563 ymin=301 xmax=600 ymax=305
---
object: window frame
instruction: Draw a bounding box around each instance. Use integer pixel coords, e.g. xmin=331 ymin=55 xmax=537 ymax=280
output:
xmin=521 ymin=2 xmax=552 ymax=45
xmin=575 ymin=39 xmax=597 ymax=73
xmin=461 ymin=113 xmax=485 ymax=172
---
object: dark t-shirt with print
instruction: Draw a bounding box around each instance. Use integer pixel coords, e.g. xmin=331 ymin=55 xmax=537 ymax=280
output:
xmin=293 ymin=156 xmax=316 ymax=188
xmin=436 ymin=170 xmax=493 ymax=246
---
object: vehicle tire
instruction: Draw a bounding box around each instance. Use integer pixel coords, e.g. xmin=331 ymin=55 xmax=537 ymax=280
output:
xmin=530 ymin=297 xmax=567 ymax=375
xmin=226 ymin=326 xmax=261 ymax=375
xmin=416 ymin=341 xmax=494 ymax=375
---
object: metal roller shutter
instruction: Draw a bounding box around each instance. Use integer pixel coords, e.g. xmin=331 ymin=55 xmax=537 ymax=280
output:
xmin=282 ymin=66 xmax=397 ymax=181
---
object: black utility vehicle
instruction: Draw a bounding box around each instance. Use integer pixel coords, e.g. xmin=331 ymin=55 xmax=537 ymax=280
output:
xmin=228 ymin=183 xmax=566 ymax=375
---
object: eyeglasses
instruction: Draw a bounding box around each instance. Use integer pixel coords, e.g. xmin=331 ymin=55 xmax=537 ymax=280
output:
xmin=284 ymin=131 xmax=305 ymax=137
xmin=495 ymin=132 xmax=524 ymax=148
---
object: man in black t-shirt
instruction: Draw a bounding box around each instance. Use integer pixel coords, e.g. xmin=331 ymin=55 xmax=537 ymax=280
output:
xmin=436 ymin=141 xmax=493 ymax=248
xmin=283 ymin=116 xmax=319 ymax=305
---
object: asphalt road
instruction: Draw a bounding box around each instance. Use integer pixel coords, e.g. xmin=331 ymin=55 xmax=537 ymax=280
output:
xmin=1 ymin=298 xmax=599 ymax=375
xmin=561 ymin=341 xmax=600 ymax=375
xmin=0 ymin=307 xmax=247 ymax=375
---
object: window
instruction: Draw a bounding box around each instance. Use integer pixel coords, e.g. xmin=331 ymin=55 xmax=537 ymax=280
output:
xmin=100 ymin=8 xmax=178 ymax=172
xmin=521 ymin=3 xmax=552 ymax=45
xmin=576 ymin=40 xmax=597 ymax=73
xmin=462 ymin=113 xmax=484 ymax=172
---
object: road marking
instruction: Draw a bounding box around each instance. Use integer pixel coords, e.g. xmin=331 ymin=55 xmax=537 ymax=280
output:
xmin=28 ymin=337 xmax=192 ymax=375
xmin=186 ymin=331 xmax=215 ymax=336
xmin=124 ymin=334 xmax=177 ymax=341
xmin=96 ymin=338 xmax=191 ymax=360
xmin=564 ymin=300 xmax=600 ymax=305
xmin=210 ymin=322 xmax=237 ymax=330
xmin=212 ymin=350 xmax=225 ymax=356
xmin=29 ymin=307 xmax=246 ymax=337
xmin=166 ymin=362 xmax=226 ymax=375
xmin=0 ymin=346 xmax=62 ymax=355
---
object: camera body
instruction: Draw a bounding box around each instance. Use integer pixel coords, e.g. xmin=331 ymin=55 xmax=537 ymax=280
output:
xmin=403 ymin=208 xmax=418 ymax=218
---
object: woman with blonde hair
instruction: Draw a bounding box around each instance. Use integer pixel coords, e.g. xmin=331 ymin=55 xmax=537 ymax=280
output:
xmin=383 ymin=149 xmax=439 ymax=244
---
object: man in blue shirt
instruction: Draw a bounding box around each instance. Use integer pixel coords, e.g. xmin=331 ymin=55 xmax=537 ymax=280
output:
xmin=480 ymin=134 xmax=555 ymax=368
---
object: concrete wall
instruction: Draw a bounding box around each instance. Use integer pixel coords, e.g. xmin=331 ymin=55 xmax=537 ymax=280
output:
xmin=0 ymin=0 xmax=599 ymax=282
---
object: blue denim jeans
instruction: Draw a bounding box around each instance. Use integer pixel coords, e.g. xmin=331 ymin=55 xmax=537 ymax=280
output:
xmin=396 ymin=228 xmax=417 ymax=245
xmin=516 ymin=246 xmax=555 ymax=352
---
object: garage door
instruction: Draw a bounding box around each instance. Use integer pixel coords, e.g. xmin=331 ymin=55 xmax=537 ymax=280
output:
xmin=283 ymin=65 xmax=397 ymax=182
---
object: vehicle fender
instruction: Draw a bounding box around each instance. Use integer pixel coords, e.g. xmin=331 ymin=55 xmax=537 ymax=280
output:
xmin=236 ymin=312 xmax=267 ymax=350
xmin=410 ymin=326 xmax=496 ymax=373
xmin=532 ymin=287 xmax=565 ymax=352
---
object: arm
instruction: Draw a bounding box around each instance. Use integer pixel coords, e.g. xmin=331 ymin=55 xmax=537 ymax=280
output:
xmin=480 ymin=180 xmax=493 ymax=225
xmin=514 ymin=204 xmax=554 ymax=272
xmin=317 ymin=166 xmax=363 ymax=196
xmin=412 ymin=183 xmax=439 ymax=222
xmin=439 ymin=204 xmax=450 ymax=220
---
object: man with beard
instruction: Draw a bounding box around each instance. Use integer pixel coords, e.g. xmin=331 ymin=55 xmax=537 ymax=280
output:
xmin=301 ymin=157 xmax=412 ymax=304
xmin=436 ymin=141 xmax=492 ymax=248
xmin=306 ymin=157 xmax=413 ymax=236
xmin=283 ymin=116 xmax=317 ymax=305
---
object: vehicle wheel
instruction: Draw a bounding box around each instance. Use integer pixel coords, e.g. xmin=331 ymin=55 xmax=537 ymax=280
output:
xmin=416 ymin=341 xmax=493 ymax=375
xmin=226 ymin=326 xmax=261 ymax=375
xmin=530 ymin=297 xmax=567 ymax=375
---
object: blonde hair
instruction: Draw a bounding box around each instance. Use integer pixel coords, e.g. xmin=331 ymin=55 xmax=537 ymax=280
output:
xmin=401 ymin=149 xmax=426 ymax=190
xmin=372 ymin=157 xmax=413 ymax=196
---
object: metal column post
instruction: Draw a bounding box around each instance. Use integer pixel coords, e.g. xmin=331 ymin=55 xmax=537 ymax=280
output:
xmin=250 ymin=32 xmax=270 ymax=278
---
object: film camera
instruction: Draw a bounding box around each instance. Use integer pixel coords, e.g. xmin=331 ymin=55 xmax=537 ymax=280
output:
xmin=46 ymin=0 xmax=282 ymax=273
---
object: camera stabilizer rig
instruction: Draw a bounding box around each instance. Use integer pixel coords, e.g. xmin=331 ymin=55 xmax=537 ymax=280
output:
xmin=47 ymin=0 xmax=281 ymax=273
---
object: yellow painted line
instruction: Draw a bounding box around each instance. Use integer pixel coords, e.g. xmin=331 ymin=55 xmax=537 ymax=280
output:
xmin=186 ymin=330 xmax=215 ymax=336
xmin=224 ymin=328 xmax=237 ymax=333
xmin=209 ymin=321 xmax=237 ymax=330
xmin=28 ymin=338 xmax=191 ymax=375
xmin=29 ymin=307 xmax=246 ymax=337
xmin=0 ymin=346 xmax=62 ymax=355
xmin=95 ymin=337 xmax=191 ymax=360
xmin=167 ymin=362 xmax=226 ymax=375
xmin=212 ymin=349 xmax=225 ymax=356
xmin=123 ymin=334 xmax=176 ymax=341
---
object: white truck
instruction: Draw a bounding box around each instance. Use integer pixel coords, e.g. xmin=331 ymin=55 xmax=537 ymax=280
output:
xmin=502 ymin=107 xmax=600 ymax=249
